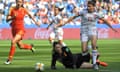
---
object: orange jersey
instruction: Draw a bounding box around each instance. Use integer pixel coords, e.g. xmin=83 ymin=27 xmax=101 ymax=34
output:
xmin=10 ymin=7 xmax=27 ymax=30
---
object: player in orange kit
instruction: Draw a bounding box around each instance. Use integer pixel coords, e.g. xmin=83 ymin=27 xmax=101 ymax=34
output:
xmin=4 ymin=0 xmax=40 ymax=64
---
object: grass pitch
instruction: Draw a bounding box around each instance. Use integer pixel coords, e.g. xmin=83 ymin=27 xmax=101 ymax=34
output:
xmin=0 ymin=39 xmax=120 ymax=72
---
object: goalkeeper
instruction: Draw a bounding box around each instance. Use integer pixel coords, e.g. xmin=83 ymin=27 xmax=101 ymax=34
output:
xmin=51 ymin=41 xmax=107 ymax=69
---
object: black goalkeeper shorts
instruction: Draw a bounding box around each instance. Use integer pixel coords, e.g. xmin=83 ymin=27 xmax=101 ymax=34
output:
xmin=73 ymin=53 xmax=90 ymax=68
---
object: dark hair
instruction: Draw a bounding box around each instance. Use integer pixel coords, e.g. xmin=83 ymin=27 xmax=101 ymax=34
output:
xmin=52 ymin=41 xmax=62 ymax=52
xmin=53 ymin=41 xmax=60 ymax=48
xmin=16 ymin=0 xmax=24 ymax=1
xmin=91 ymin=0 xmax=96 ymax=3
xmin=87 ymin=1 xmax=95 ymax=6
xmin=16 ymin=0 xmax=24 ymax=8
xmin=55 ymin=5 xmax=64 ymax=11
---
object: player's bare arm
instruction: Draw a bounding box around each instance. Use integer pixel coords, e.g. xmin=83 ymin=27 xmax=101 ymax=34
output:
xmin=56 ymin=14 xmax=80 ymax=27
xmin=101 ymin=18 xmax=118 ymax=32
xmin=46 ymin=23 xmax=53 ymax=30
xmin=55 ymin=8 xmax=80 ymax=27
xmin=26 ymin=9 xmax=40 ymax=26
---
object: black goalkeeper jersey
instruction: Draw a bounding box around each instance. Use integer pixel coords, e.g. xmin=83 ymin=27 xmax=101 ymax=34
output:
xmin=51 ymin=46 xmax=90 ymax=69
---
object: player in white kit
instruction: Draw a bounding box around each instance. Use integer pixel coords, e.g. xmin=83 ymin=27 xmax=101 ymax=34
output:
xmin=56 ymin=1 xmax=117 ymax=70
xmin=47 ymin=5 xmax=66 ymax=46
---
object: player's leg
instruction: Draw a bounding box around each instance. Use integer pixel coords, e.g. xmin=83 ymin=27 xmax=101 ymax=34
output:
xmin=76 ymin=53 xmax=92 ymax=69
xmin=17 ymin=40 xmax=35 ymax=53
xmin=96 ymin=31 xmax=99 ymax=48
xmin=5 ymin=34 xmax=22 ymax=64
xmin=91 ymin=35 xmax=99 ymax=70
xmin=76 ymin=53 xmax=94 ymax=69
xmin=80 ymin=61 xmax=108 ymax=69
xmin=81 ymin=42 xmax=89 ymax=55
xmin=87 ymin=31 xmax=99 ymax=50
xmin=88 ymin=27 xmax=99 ymax=69
xmin=80 ymin=62 xmax=93 ymax=69
xmin=81 ymin=34 xmax=89 ymax=56
xmin=49 ymin=32 xmax=55 ymax=44
xmin=57 ymin=30 xmax=66 ymax=46
xmin=96 ymin=60 xmax=108 ymax=67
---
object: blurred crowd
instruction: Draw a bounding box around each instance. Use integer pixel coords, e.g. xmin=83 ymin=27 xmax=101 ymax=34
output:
xmin=0 ymin=0 xmax=120 ymax=26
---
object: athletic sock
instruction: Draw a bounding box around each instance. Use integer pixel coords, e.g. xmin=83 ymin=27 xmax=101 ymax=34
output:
xmin=22 ymin=44 xmax=32 ymax=49
xmin=8 ymin=45 xmax=16 ymax=61
xmin=92 ymin=50 xmax=97 ymax=64
xmin=96 ymin=60 xmax=108 ymax=67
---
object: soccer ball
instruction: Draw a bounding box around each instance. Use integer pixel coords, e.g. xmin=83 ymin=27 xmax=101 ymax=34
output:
xmin=35 ymin=62 xmax=44 ymax=72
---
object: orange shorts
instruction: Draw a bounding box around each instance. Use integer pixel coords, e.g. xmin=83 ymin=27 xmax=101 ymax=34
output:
xmin=12 ymin=29 xmax=25 ymax=37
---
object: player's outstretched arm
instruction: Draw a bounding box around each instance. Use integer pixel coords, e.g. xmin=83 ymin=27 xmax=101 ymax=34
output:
xmin=26 ymin=9 xmax=40 ymax=26
xmin=101 ymin=18 xmax=118 ymax=32
xmin=51 ymin=54 xmax=57 ymax=70
xmin=55 ymin=19 xmax=64 ymax=27
xmin=56 ymin=15 xmax=79 ymax=27
xmin=46 ymin=23 xmax=52 ymax=30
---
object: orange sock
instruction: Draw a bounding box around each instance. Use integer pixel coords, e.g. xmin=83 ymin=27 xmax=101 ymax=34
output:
xmin=8 ymin=45 xmax=16 ymax=61
xmin=97 ymin=60 xmax=108 ymax=67
xmin=22 ymin=44 xmax=32 ymax=49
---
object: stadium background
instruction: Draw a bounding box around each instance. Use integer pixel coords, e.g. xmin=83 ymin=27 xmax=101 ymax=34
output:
xmin=0 ymin=0 xmax=119 ymax=40
xmin=0 ymin=0 xmax=120 ymax=72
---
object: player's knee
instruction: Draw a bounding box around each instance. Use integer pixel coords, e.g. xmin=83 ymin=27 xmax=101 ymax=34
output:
xmin=18 ymin=45 xmax=23 ymax=49
xmin=16 ymin=43 xmax=23 ymax=49
xmin=11 ymin=40 xmax=17 ymax=45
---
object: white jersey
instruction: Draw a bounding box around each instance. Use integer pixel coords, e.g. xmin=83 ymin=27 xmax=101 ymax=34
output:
xmin=78 ymin=10 xmax=103 ymax=34
xmin=48 ymin=13 xmax=63 ymax=40
xmin=48 ymin=13 xmax=63 ymax=32
xmin=78 ymin=10 xmax=103 ymax=42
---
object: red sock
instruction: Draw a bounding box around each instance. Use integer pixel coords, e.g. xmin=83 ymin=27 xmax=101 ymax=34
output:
xmin=8 ymin=45 xmax=16 ymax=61
xmin=22 ymin=44 xmax=32 ymax=50
xmin=97 ymin=60 xmax=108 ymax=67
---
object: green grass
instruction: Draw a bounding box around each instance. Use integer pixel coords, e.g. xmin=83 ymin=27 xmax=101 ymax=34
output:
xmin=0 ymin=39 xmax=120 ymax=72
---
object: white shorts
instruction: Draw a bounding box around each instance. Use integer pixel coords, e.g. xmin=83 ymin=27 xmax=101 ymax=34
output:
xmin=50 ymin=29 xmax=63 ymax=40
xmin=80 ymin=27 xmax=97 ymax=42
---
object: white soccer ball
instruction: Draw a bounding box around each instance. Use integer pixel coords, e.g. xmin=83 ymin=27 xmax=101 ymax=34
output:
xmin=35 ymin=62 xmax=44 ymax=72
